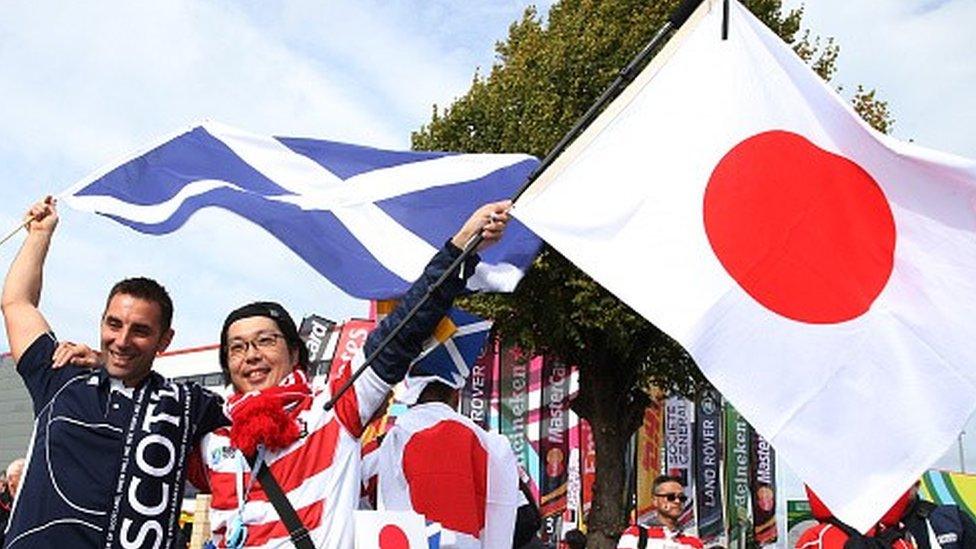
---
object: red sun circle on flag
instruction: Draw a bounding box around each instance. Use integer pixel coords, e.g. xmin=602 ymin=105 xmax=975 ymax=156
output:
xmin=378 ymin=524 xmax=411 ymax=549
xmin=703 ymin=130 xmax=896 ymax=324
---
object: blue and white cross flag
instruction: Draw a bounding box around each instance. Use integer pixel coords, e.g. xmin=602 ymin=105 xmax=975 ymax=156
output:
xmin=61 ymin=121 xmax=542 ymax=299
xmin=399 ymin=308 xmax=492 ymax=405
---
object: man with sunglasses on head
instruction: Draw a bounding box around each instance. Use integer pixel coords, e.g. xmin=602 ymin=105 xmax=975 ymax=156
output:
xmin=617 ymin=475 xmax=703 ymax=549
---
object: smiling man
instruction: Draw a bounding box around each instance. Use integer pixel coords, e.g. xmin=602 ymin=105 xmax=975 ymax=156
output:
xmin=0 ymin=197 xmax=226 ymax=549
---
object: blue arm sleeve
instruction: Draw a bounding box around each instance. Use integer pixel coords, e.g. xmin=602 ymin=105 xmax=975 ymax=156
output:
xmin=364 ymin=241 xmax=479 ymax=384
xmin=16 ymin=332 xmax=90 ymax=416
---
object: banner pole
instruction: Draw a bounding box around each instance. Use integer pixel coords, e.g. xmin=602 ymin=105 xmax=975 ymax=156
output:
xmin=324 ymin=0 xmax=706 ymax=411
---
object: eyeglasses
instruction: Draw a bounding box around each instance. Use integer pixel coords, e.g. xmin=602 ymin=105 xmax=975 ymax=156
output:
xmin=227 ymin=333 xmax=285 ymax=358
xmin=654 ymin=492 xmax=689 ymax=503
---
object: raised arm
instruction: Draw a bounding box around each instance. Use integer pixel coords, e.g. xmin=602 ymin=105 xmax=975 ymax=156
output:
xmin=2 ymin=197 xmax=58 ymax=362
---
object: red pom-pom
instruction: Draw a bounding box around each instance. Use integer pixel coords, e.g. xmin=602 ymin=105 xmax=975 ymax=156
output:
xmin=229 ymin=393 xmax=301 ymax=457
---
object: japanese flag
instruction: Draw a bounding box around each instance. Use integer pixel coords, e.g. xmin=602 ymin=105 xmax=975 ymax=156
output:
xmin=514 ymin=0 xmax=976 ymax=532
xmin=354 ymin=510 xmax=427 ymax=549
xmin=376 ymin=403 xmax=520 ymax=547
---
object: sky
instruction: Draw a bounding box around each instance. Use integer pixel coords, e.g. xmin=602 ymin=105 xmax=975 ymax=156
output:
xmin=0 ymin=0 xmax=973 ymax=498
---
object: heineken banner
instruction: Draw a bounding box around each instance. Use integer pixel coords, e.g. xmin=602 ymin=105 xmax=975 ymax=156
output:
xmin=694 ymin=388 xmax=725 ymax=545
xmin=298 ymin=314 xmax=338 ymax=378
xmin=461 ymin=334 xmax=496 ymax=429
xmin=665 ymin=396 xmax=697 ymax=533
xmin=786 ymin=499 xmax=816 ymax=548
xmin=724 ymin=403 xmax=752 ymax=548
xmin=751 ymin=431 xmax=777 ymax=546
xmin=540 ymin=357 xmax=571 ymax=517
xmin=635 ymin=401 xmax=665 ymax=523
xmin=499 ymin=346 xmax=531 ymax=470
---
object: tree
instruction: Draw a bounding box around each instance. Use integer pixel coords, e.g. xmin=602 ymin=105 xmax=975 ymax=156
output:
xmin=412 ymin=1 xmax=894 ymax=547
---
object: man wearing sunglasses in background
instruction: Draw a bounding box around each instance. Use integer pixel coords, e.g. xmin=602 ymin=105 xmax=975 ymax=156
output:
xmin=617 ymin=475 xmax=703 ymax=549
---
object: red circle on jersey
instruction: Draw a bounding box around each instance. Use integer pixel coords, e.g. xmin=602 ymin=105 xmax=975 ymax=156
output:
xmin=703 ymin=130 xmax=895 ymax=324
xmin=379 ymin=524 xmax=410 ymax=549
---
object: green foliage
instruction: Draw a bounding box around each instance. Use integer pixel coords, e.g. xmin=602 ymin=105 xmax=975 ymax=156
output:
xmin=853 ymin=85 xmax=895 ymax=134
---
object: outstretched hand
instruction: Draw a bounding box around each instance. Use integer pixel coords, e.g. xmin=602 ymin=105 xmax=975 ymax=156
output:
xmin=51 ymin=341 xmax=102 ymax=369
xmin=24 ymin=196 xmax=58 ymax=235
xmin=450 ymin=200 xmax=512 ymax=252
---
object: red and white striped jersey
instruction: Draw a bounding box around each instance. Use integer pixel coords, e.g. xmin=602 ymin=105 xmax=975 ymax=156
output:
xmin=376 ymin=402 xmax=520 ymax=548
xmin=616 ymin=524 xmax=704 ymax=549
xmin=198 ymin=355 xmax=391 ymax=549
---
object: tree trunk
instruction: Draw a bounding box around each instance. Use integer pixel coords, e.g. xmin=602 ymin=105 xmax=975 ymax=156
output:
xmin=573 ymin=347 xmax=648 ymax=549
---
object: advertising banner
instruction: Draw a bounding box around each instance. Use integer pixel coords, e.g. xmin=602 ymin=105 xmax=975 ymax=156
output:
xmin=460 ymin=335 xmax=495 ymax=429
xmin=635 ymin=401 xmax=664 ymax=524
xmin=580 ymin=419 xmax=597 ymax=519
xmin=665 ymin=396 xmax=697 ymax=533
xmin=540 ymin=357 xmax=571 ymax=517
xmin=328 ymin=319 xmax=374 ymax=383
xmin=724 ymin=403 xmax=752 ymax=547
xmin=787 ymin=499 xmax=816 ymax=548
xmin=751 ymin=431 xmax=777 ymax=546
xmin=694 ymin=388 xmax=725 ymax=545
xmin=499 ymin=346 xmax=531 ymax=471
xmin=298 ymin=314 xmax=338 ymax=379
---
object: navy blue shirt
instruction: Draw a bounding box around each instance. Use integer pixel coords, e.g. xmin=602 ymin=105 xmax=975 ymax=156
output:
xmin=4 ymin=334 xmax=226 ymax=548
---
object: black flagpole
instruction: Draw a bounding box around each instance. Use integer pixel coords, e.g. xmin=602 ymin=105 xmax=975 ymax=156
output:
xmin=722 ymin=0 xmax=730 ymax=40
xmin=324 ymin=0 xmax=706 ymax=411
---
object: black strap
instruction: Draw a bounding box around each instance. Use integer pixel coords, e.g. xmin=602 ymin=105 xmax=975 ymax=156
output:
xmin=253 ymin=460 xmax=315 ymax=549
xmin=638 ymin=525 xmax=648 ymax=549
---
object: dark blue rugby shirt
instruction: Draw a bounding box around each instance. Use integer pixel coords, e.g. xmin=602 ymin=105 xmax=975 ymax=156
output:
xmin=4 ymin=333 xmax=226 ymax=549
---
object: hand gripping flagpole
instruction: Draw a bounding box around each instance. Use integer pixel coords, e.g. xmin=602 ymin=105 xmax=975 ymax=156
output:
xmin=323 ymin=0 xmax=705 ymax=411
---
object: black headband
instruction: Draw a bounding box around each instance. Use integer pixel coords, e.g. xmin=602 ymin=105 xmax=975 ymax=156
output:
xmin=219 ymin=301 xmax=309 ymax=374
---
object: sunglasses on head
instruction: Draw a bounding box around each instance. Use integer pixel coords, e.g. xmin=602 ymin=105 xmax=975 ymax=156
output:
xmin=654 ymin=492 xmax=689 ymax=503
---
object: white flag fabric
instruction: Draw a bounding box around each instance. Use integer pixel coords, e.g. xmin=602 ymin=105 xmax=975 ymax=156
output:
xmin=514 ymin=0 xmax=976 ymax=532
xmin=376 ymin=402 xmax=519 ymax=548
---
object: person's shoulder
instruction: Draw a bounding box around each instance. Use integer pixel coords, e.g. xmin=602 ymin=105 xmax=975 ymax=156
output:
xmin=16 ymin=332 xmax=57 ymax=370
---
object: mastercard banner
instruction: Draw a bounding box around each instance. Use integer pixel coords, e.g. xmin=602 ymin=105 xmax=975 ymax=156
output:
xmin=539 ymin=357 xmax=571 ymax=518
xmin=750 ymin=431 xmax=777 ymax=546
xmin=513 ymin=0 xmax=976 ymax=530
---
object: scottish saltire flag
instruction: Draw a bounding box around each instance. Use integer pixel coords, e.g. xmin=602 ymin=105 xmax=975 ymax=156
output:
xmin=61 ymin=121 xmax=542 ymax=299
xmin=400 ymin=308 xmax=492 ymax=404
